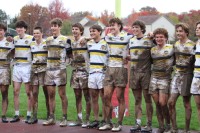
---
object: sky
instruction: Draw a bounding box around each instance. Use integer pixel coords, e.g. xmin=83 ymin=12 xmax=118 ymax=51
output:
xmin=0 ymin=0 xmax=200 ymax=18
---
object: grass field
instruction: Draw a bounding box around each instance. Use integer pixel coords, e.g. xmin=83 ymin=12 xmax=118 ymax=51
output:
xmin=0 ymin=66 xmax=199 ymax=130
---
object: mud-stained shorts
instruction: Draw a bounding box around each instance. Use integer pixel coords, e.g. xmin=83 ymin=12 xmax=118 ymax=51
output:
xmin=170 ymin=73 xmax=193 ymax=96
xmin=88 ymin=72 xmax=105 ymax=89
xmin=191 ymin=77 xmax=200 ymax=94
xmin=44 ymin=69 xmax=67 ymax=86
xmin=12 ymin=64 xmax=31 ymax=83
xmin=149 ymin=76 xmax=170 ymax=94
xmin=70 ymin=70 xmax=88 ymax=89
xmin=31 ymin=71 xmax=45 ymax=86
xmin=129 ymin=69 xmax=151 ymax=90
xmin=0 ymin=68 xmax=11 ymax=85
xmin=103 ymin=67 xmax=128 ymax=88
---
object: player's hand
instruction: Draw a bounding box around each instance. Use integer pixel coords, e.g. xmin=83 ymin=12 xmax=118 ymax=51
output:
xmin=6 ymin=36 xmax=13 ymax=42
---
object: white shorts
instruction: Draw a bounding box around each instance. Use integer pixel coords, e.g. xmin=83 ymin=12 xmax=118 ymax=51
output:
xmin=88 ymin=72 xmax=105 ymax=89
xmin=12 ymin=64 xmax=31 ymax=83
xmin=191 ymin=77 xmax=200 ymax=94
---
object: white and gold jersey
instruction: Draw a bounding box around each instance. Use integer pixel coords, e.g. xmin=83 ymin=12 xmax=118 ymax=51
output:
xmin=14 ymin=34 xmax=33 ymax=64
xmin=0 ymin=38 xmax=14 ymax=68
xmin=105 ymin=31 xmax=132 ymax=67
xmin=87 ymin=39 xmax=108 ymax=73
xmin=71 ymin=37 xmax=89 ymax=70
xmin=174 ymin=39 xmax=195 ymax=73
xmin=46 ymin=35 xmax=71 ymax=69
xmin=30 ymin=39 xmax=48 ymax=73
xmin=129 ymin=36 xmax=153 ymax=71
xmin=194 ymin=40 xmax=200 ymax=77
xmin=151 ymin=44 xmax=174 ymax=78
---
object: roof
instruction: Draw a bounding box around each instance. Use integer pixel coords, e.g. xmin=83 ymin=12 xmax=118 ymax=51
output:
xmin=137 ymin=15 xmax=161 ymax=25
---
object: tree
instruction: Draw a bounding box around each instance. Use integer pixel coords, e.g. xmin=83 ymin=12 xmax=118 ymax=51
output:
xmin=19 ymin=3 xmax=51 ymax=36
xmin=61 ymin=20 xmax=72 ymax=36
xmin=165 ymin=12 xmax=179 ymax=24
xmin=139 ymin=6 xmax=160 ymax=16
xmin=0 ymin=9 xmax=8 ymax=24
xmin=99 ymin=10 xmax=114 ymax=26
xmin=48 ymin=0 xmax=70 ymax=20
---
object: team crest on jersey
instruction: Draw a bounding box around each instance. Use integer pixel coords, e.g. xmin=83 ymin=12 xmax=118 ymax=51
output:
xmin=184 ymin=47 xmax=189 ymax=53
xmin=134 ymin=50 xmax=138 ymax=55
xmin=101 ymin=45 xmax=106 ymax=50
xmin=120 ymin=37 xmax=124 ymax=41
xmin=59 ymin=41 xmax=63 ymax=44
xmin=109 ymin=37 xmax=113 ymax=41
xmin=31 ymin=47 xmax=35 ymax=50
xmin=43 ymin=45 xmax=47 ymax=50
xmin=143 ymin=41 xmax=149 ymax=46
xmin=25 ymin=40 xmax=29 ymax=44
xmin=5 ymin=42 xmax=9 ymax=46
xmin=164 ymin=51 xmax=168 ymax=55
xmin=15 ymin=40 xmax=17 ymax=43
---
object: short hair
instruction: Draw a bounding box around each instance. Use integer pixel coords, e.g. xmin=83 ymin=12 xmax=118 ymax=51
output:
xmin=153 ymin=28 xmax=169 ymax=39
xmin=34 ymin=26 xmax=43 ymax=33
xmin=50 ymin=18 xmax=62 ymax=27
xmin=15 ymin=20 xmax=28 ymax=30
xmin=0 ymin=23 xmax=7 ymax=31
xmin=196 ymin=21 xmax=200 ymax=27
xmin=89 ymin=25 xmax=103 ymax=35
xmin=175 ymin=23 xmax=189 ymax=36
xmin=109 ymin=17 xmax=123 ymax=31
xmin=132 ymin=20 xmax=146 ymax=34
xmin=72 ymin=23 xmax=84 ymax=35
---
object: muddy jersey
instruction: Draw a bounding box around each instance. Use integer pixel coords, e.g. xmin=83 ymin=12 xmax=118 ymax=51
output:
xmin=194 ymin=40 xmax=200 ymax=77
xmin=105 ymin=31 xmax=133 ymax=67
xmin=14 ymin=34 xmax=33 ymax=64
xmin=174 ymin=39 xmax=195 ymax=73
xmin=0 ymin=38 xmax=14 ymax=68
xmin=30 ymin=39 xmax=48 ymax=73
xmin=71 ymin=37 xmax=89 ymax=70
xmin=87 ymin=39 xmax=108 ymax=73
xmin=129 ymin=36 xmax=153 ymax=71
xmin=151 ymin=44 xmax=174 ymax=78
xmin=46 ymin=35 xmax=71 ymax=69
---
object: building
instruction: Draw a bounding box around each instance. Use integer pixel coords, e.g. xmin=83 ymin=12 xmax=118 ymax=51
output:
xmin=71 ymin=16 xmax=106 ymax=37
xmin=138 ymin=15 xmax=175 ymax=41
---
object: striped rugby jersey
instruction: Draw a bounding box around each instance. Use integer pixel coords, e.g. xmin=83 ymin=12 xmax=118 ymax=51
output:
xmin=14 ymin=34 xmax=33 ymax=64
xmin=151 ymin=44 xmax=174 ymax=78
xmin=129 ymin=36 xmax=153 ymax=71
xmin=30 ymin=39 xmax=47 ymax=73
xmin=194 ymin=40 xmax=200 ymax=77
xmin=46 ymin=35 xmax=71 ymax=69
xmin=105 ymin=31 xmax=133 ymax=67
xmin=174 ymin=39 xmax=195 ymax=73
xmin=87 ymin=39 xmax=108 ymax=73
xmin=71 ymin=37 xmax=89 ymax=70
xmin=0 ymin=38 xmax=14 ymax=68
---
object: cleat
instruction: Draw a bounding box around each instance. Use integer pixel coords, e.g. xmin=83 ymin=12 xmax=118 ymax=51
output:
xmin=68 ymin=119 xmax=82 ymax=127
xmin=1 ymin=116 xmax=8 ymax=123
xmin=81 ymin=120 xmax=90 ymax=128
xmin=99 ymin=123 xmax=112 ymax=131
xmin=43 ymin=116 xmax=56 ymax=126
xmin=163 ymin=124 xmax=171 ymax=133
xmin=59 ymin=117 xmax=67 ymax=127
xmin=130 ymin=123 xmax=141 ymax=132
xmin=111 ymin=123 xmax=122 ymax=132
xmin=10 ymin=115 xmax=20 ymax=123
xmin=28 ymin=117 xmax=38 ymax=124
xmin=97 ymin=120 xmax=106 ymax=129
xmin=25 ymin=116 xmax=31 ymax=123
xmin=87 ymin=120 xmax=99 ymax=128
xmin=156 ymin=127 xmax=165 ymax=133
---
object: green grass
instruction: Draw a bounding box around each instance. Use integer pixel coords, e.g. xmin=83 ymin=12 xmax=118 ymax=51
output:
xmin=0 ymin=66 xmax=199 ymax=130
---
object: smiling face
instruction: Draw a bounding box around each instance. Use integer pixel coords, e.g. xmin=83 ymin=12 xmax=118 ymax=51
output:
xmin=196 ymin=23 xmax=200 ymax=38
xmin=132 ymin=25 xmax=143 ymax=37
xmin=155 ymin=34 xmax=167 ymax=47
xmin=0 ymin=28 xmax=5 ymax=39
xmin=33 ymin=29 xmax=42 ymax=42
xmin=72 ymin=27 xmax=82 ymax=39
xmin=16 ymin=27 xmax=26 ymax=37
xmin=176 ymin=26 xmax=188 ymax=41
xmin=109 ymin=22 xmax=121 ymax=36
xmin=51 ymin=24 xmax=61 ymax=36
xmin=90 ymin=28 xmax=101 ymax=41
